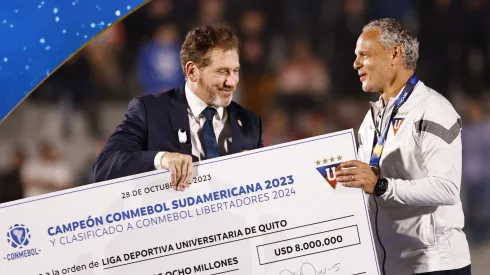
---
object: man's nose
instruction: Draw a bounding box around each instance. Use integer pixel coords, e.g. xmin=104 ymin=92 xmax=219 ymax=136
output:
xmin=225 ymin=74 xmax=238 ymax=86
xmin=353 ymin=57 xmax=362 ymax=70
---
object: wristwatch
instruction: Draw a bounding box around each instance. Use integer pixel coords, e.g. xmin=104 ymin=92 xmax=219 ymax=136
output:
xmin=374 ymin=177 xmax=388 ymax=197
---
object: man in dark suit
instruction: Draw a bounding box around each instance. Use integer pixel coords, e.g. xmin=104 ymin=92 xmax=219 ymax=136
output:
xmin=93 ymin=23 xmax=264 ymax=191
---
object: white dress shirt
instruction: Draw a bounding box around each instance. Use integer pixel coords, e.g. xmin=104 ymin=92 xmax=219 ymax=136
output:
xmin=154 ymin=83 xmax=232 ymax=168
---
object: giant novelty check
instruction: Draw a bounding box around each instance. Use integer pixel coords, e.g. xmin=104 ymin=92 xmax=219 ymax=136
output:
xmin=0 ymin=129 xmax=380 ymax=275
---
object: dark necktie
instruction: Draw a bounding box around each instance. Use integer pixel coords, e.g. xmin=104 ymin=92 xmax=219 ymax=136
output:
xmin=202 ymin=107 xmax=220 ymax=159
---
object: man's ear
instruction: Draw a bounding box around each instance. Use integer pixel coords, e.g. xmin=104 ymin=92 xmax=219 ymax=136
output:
xmin=185 ymin=61 xmax=198 ymax=82
xmin=392 ymin=45 xmax=403 ymax=65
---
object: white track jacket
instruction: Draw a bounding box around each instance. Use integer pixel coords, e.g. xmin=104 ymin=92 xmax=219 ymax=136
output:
xmin=357 ymin=80 xmax=471 ymax=274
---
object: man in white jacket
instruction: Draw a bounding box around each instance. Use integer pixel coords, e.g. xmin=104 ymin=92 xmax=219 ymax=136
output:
xmin=336 ymin=18 xmax=472 ymax=275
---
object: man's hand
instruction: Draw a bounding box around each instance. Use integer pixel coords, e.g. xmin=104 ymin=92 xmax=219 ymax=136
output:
xmin=160 ymin=153 xmax=193 ymax=191
xmin=335 ymin=160 xmax=379 ymax=194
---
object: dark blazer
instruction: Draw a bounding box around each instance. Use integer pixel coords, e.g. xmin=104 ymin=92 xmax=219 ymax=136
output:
xmin=93 ymin=85 xmax=264 ymax=182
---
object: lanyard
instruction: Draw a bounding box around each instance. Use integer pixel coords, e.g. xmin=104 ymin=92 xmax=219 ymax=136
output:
xmin=369 ymin=74 xmax=419 ymax=168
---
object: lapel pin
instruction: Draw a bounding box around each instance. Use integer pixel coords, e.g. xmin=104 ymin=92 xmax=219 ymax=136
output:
xmin=178 ymin=128 xmax=187 ymax=144
xmin=237 ymin=120 xmax=242 ymax=127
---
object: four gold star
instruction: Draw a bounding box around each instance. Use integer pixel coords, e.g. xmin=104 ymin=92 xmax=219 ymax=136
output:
xmin=315 ymin=155 xmax=344 ymax=165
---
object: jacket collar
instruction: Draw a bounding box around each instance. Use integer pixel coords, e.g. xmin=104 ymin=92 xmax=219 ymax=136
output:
xmin=227 ymin=104 xmax=244 ymax=154
xmin=168 ymin=84 xmax=193 ymax=156
xmin=368 ymin=84 xmax=408 ymax=124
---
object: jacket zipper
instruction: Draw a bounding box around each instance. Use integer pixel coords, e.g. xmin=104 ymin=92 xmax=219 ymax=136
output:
xmin=369 ymin=103 xmax=388 ymax=275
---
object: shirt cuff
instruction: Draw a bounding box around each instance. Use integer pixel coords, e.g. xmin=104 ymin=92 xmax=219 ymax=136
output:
xmin=154 ymin=151 xmax=167 ymax=169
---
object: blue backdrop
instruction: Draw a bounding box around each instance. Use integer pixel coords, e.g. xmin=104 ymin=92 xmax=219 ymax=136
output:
xmin=0 ymin=0 xmax=148 ymax=121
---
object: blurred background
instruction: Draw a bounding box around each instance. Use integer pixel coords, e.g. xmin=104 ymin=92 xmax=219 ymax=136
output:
xmin=1 ymin=0 xmax=490 ymax=272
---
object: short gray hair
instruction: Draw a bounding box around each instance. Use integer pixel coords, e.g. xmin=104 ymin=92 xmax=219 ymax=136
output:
xmin=363 ymin=18 xmax=419 ymax=70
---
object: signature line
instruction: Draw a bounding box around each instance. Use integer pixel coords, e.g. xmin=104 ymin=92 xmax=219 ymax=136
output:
xmin=210 ymin=269 xmax=239 ymax=275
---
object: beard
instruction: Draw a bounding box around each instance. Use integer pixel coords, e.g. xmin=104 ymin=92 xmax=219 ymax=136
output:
xmin=198 ymin=76 xmax=233 ymax=107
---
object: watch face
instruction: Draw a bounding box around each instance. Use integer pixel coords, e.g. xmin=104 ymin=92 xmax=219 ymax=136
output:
xmin=379 ymin=180 xmax=387 ymax=190
xmin=375 ymin=178 xmax=388 ymax=197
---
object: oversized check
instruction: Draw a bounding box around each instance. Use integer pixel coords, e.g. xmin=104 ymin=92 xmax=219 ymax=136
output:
xmin=0 ymin=129 xmax=380 ymax=275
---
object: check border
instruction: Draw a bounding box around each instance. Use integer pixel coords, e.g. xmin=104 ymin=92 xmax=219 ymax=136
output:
xmin=0 ymin=130 xmax=381 ymax=275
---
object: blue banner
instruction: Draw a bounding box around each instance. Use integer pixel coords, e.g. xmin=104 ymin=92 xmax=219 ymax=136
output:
xmin=0 ymin=0 xmax=148 ymax=121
